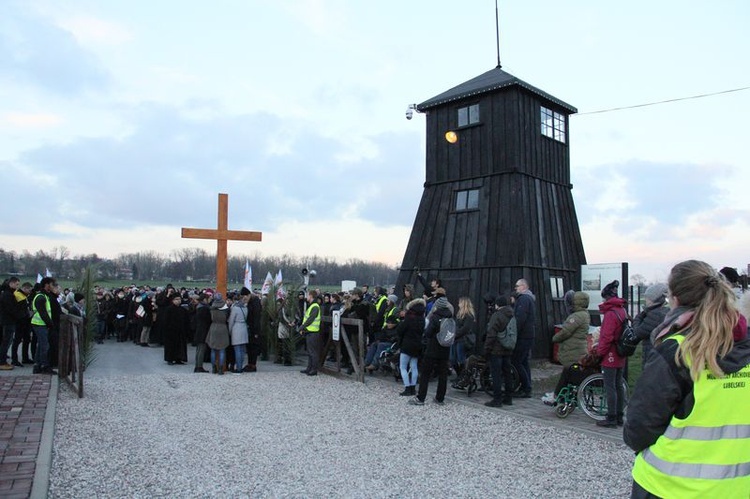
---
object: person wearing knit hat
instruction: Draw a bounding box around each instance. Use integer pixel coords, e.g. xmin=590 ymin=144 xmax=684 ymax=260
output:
xmin=410 ymin=294 xmax=454 ymax=406
xmin=633 ymin=283 xmax=669 ymax=367
xmin=601 ymin=280 xmax=620 ymax=300
xmin=596 ymin=279 xmax=628 ymax=428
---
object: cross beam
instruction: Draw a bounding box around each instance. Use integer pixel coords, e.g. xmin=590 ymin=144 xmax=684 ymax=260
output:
xmin=181 ymin=193 xmax=262 ymax=296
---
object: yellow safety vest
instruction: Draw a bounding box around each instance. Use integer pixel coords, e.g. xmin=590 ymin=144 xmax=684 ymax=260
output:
xmin=303 ymin=302 xmax=321 ymax=333
xmin=31 ymin=293 xmax=51 ymax=326
xmin=382 ymin=306 xmax=397 ymax=330
xmin=375 ymin=295 xmax=388 ymax=314
xmin=632 ymin=334 xmax=750 ymax=498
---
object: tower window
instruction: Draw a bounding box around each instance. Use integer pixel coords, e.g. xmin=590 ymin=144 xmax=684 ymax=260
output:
xmin=455 ymin=189 xmax=479 ymax=211
xmin=458 ymin=104 xmax=480 ymax=127
xmin=541 ymin=106 xmax=566 ymax=143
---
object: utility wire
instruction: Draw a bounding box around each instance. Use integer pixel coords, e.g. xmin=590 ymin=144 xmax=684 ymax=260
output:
xmin=576 ymin=85 xmax=750 ymax=116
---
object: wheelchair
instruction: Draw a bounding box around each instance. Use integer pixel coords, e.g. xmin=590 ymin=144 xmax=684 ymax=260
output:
xmin=553 ymin=372 xmax=629 ymax=421
xmin=454 ymin=355 xmax=521 ymax=397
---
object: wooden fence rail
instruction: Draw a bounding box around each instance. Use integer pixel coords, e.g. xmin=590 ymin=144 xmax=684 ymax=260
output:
xmin=319 ymin=316 xmax=365 ymax=383
xmin=58 ymin=314 xmax=84 ymax=398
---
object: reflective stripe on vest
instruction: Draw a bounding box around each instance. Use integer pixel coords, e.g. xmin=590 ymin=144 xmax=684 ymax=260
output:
xmin=31 ymin=293 xmax=51 ymax=326
xmin=632 ymin=334 xmax=750 ymax=497
xmin=382 ymin=306 xmax=397 ymax=330
xmin=375 ymin=295 xmax=388 ymax=313
xmin=303 ymin=302 xmax=321 ymax=333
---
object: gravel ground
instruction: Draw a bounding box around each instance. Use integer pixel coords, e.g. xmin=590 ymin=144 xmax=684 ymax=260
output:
xmin=50 ymin=372 xmax=634 ymax=498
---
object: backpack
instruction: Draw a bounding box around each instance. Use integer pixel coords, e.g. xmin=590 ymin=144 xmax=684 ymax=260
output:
xmin=437 ymin=317 xmax=457 ymax=347
xmin=498 ymin=317 xmax=518 ymax=350
xmin=614 ymin=309 xmax=639 ymax=357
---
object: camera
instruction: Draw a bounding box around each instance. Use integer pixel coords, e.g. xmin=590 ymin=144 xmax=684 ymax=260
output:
xmin=405 ymin=104 xmax=416 ymax=120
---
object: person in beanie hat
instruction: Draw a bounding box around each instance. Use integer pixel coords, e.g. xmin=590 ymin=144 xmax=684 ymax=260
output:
xmin=633 ymin=283 xmax=668 ymax=367
xmin=410 ymin=295 xmax=454 ymax=406
xmin=601 ymin=280 xmax=620 ymax=300
xmin=596 ymin=279 xmax=627 ymax=428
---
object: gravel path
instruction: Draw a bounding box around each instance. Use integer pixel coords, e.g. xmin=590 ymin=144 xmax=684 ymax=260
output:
xmin=50 ymin=372 xmax=634 ymax=498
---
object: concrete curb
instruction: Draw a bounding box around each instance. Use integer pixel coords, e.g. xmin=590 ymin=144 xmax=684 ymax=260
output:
xmin=30 ymin=376 xmax=57 ymax=499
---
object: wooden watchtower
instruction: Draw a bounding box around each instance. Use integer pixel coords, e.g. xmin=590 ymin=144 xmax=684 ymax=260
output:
xmin=395 ymin=66 xmax=587 ymax=359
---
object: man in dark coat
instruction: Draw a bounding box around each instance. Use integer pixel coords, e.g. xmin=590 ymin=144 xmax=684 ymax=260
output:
xmin=512 ymin=278 xmax=536 ymax=398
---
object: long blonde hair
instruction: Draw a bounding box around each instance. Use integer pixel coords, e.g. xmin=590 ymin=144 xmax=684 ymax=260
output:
xmin=668 ymin=260 xmax=737 ymax=381
xmin=456 ymin=296 xmax=475 ymax=320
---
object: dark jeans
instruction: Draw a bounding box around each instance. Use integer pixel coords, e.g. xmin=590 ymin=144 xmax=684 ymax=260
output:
xmin=1 ymin=324 xmax=15 ymax=364
xmin=417 ymin=357 xmax=448 ymax=402
xmin=489 ymin=354 xmax=513 ymax=401
xmin=305 ymin=333 xmax=322 ymax=373
xmin=32 ymin=325 xmax=50 ymax=369
xmin=511 ymin=337 xmax=533 ymax=394
xmin=602 ymin=366 xmax=625 ymax=419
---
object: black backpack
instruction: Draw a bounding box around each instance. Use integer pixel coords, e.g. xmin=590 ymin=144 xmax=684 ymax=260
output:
xmin=614 ymin=309 xmax=639 ymax=357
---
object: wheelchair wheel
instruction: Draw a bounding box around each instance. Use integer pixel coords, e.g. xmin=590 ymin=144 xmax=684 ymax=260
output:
xmin=467 ymin=378 xmax=478 ymax=396
xmin=509 ymin=364 xmax=521 ymax=393
xmin=555 ymin=402 xmax=575 ymax=419
xmin=577 ymin=374 xmax=629 ymax=421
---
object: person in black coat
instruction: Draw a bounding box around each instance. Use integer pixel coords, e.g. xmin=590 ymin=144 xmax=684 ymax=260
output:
xmin=410 ymin=292 xmax=453 ymax=405
xmin=483 ymin=295 xmax=515 ymax=407
xmin=162 ymin=294 xmax=189 ymax=365
xmin=632 ymin=283 xmax=668 ymax=367
xmin=244 ymin=289 xmax=262 ymax=372
xmin=396 ymin=298 xmax=425 ymax=396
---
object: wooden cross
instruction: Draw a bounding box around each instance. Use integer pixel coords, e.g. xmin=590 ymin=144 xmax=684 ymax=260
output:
xmin=181 ymin=193 xmax=262 ymax=297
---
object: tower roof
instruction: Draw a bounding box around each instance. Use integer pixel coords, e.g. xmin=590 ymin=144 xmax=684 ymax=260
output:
xmin=417 ymin=66 xmax=577 ymax=114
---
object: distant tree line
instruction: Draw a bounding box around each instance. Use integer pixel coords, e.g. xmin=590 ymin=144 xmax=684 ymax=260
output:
xmin=0 ymin=247 xmax=399 ymax=287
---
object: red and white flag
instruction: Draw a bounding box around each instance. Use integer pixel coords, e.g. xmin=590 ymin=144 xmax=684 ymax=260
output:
xmin=274 ymin=270 xmax=285 ymax=299
xmin=260 ymin=272 xmax=273 ymax=295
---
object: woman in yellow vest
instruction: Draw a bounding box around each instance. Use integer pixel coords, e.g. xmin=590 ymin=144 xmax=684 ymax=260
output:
xmin=624 ymin=260 xmax=750 ymax=498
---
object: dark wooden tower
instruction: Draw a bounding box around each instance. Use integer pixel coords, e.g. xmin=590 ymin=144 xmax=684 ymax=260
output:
xmin=396 ymin=67 xmax=587 ymax=359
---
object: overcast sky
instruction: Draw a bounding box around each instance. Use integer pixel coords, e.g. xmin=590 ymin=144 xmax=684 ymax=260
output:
xmin=1 ymin=0 xmax=749 ymax=283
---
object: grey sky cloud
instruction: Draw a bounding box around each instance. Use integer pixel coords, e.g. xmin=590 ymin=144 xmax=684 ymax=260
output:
xmin=572 ymin=160 xmax=738 ymax=240
xmin=0 ymin=6 xmax=109 ymax=95
xmin=5 ymin=103 xmax=423 ymax=237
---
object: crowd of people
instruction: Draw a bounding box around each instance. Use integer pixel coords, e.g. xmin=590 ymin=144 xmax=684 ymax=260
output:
xmin=1 ymin=260 xmax=749 ymax=495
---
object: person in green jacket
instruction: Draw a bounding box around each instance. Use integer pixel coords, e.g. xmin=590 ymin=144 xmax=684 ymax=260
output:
xmin=542 ymin=291 xmax=592 ymax=405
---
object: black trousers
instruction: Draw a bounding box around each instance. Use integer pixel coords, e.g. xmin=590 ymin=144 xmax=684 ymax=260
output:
xmin=305 ymin=333 xmax=322 ymax=373
xmin=417 ymin=357 xmax=448 ymax=402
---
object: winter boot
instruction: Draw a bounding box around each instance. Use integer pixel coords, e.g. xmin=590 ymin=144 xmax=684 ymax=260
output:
xmin=596 ymin=415 xmax=617 ymax=428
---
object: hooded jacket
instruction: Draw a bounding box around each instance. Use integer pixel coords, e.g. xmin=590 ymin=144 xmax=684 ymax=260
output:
xmin=596 ymin=296 xmax=627 ymax=368
xmin=552 ymin=291 xmax=590 ymax=367
xmin=396 ymin=298 xmax=425 ymax=357
xmin=423 ymin=296 xmax=453 ymax=360
xmin=484 ymin=305 xmax=514 ymax=357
